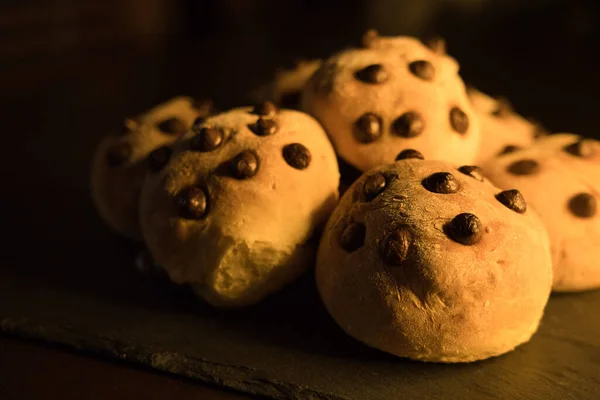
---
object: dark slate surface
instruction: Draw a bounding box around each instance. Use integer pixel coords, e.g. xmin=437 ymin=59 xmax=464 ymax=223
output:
xmin=2 ymin=1 xmax=600 ymax=399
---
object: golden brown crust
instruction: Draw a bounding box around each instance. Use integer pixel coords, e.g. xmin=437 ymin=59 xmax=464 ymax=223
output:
xmin=316 ymin=159 xmax=552 ymax=362
xmin=483 ymin=133 xmax=600 ymax=292
xmin=140 ymin=107 xmax=339 ymax=307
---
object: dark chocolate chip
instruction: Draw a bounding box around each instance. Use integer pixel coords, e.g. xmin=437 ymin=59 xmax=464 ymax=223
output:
xmin=422 ymin=172 xmax=460 ymax=194
xmin=458 ymin=165 xmax=484 ymax=181
xmin=450 ymin=107 xmax=469 ymax=134
xmin=148 ymin=146 xmax=172 ymax=172
xmin=249 ymin=117 xmax=278 ymax=136
xmin=190 ymin=127 xmax=224 ymax=152
xmin=447 ymin=213 xmax=483 ymax=245
xmin=363 ymin=173 xmax=387 ymax=201
xmin=354 ymin=64 xmax=388 ymax=84
xmin=379 ymin=226 xmax=412 ymax=266
xmin=408 ymin=60 xmax=435 ymax=81
xmin=280 ymin=91 xmax=302 ymax=109
xmin=496 ymin=189 xmax=527 ymax=214
xmin=564 ymin=139 xmax=596 ymax=158
xmin=231 ymin=151 xmax=259 ymax=179
xmin=106 ymin=142 xmax=132 ymax=166
xmin=353 ymin=113 xmax=383 ymax=144
xmin=498 ymin=145 xmax=521 ymax=155
xmin=340 ymin=222 xmax=366 ymax=252
xmin=175 ymin=186 xmax=208 ymax=219
xmin=491 ymin=98 xmax=514 ymax=117
xmin=507 ymin=159 xmax=539 ymax=175
xmin=391 ymin=112 xmax=425 ymax=138
xmin=422 ymin=36 xmax=446 ymax=54
xmin=251 ymin=101 xmax=278 ymax=116
xmin=283 ymin=143 xmax=311 ymax=170
xmin=396 ymin=149 xmax=424 ymax=161
xmin=157 ymin=118 xmax=187 ymax=135
xmin=361 ymin=29 xmax=379 ymax=48
xmin=568 ymin=193 xmax=597 ymax=218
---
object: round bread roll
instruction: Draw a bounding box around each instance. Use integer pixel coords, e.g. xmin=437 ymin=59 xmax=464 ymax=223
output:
xmin=301 ymin=31 xmax=480 ymax=172
xmin=90 ymin=97 xmax=213 ymax=240
xmin=467 ymin=87 xmax=546 ymax=164
xmin=482 ymin=134 xmax=600 ymax=292
xmin=140 ymin=103 xmax=340 ymax=307
xmin=316 ymin=153 xmax=552 ymax=362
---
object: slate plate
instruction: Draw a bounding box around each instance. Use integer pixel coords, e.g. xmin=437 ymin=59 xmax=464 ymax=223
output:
xmin=1 ymin=193 xmax=600 ymax=400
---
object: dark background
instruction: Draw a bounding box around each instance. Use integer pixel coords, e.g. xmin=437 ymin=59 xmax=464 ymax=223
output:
xmin=1 ymin=0 xmax=600 ymax=398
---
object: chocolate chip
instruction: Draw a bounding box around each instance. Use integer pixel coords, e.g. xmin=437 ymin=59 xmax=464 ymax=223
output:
xmin=106 ymin=142 xmax=132 ymax=166
xmin=458 ymin=165 xmax=484 ymax=181
xmin=157 ymin=118 xmax=187 ymax=135
xmin=450 ymin=107 xmax=469 ymax=134
xmin=447 ymin=213 xmax=483 ymax=245
xmin=175 ymin=186 xmax=208 ymax=219
xmin=507 ymin=159 xmax=539 ymax=175
xmin=408 ymin=60 xmax=435 ymax=81
xmin=249 ymin=117 xmax=278 ymax=136
xmin=340 ymin=222 xmax=366 ymax=252
xmin=148 ymin=146 xmax=172 ymax=172
xmin=251 ymin=101 xmax=278 ymax=116
xmin=422 ymin=36 xmax=446 ymax=54
xmin=491 ymin=98 xmax=513 ymax=118
xmin=283 ymin=143 xmax=311 ymax=170
xmin=396 ymin=149 xmax=424 ymax=161
xmin=231 ymin=151 xmax=259 ymax=179
xmin=391 ymin=112 xmax=425 ymax=138
xmin=190 ymin=127 xmax=224 ymax=152
xmin=354 ymin=64 xmax=388 ymax=84
xmin=496 ymin=189 xmax=527 ymax=214
xmin=568 ymin=193 xmax=597 ymax=218
xmin=361 ymin=29 xmax=379 ymax=48
xmin=280 ymin=91 xmax=302 ymax=109
xmin=564 ymin=139 xmax=596 ymax=158
xmin=422 ymin=172 xmax=460 ymax=194
xmin=353 ymin=113 xmax=383 ymax=144
xmin=498 ymin=145 xmax=521 ymax=155
xmin=379 ymin=227 xmax=412 ymax=266
xmin=363 ymin=173 xmax=387 ymax=201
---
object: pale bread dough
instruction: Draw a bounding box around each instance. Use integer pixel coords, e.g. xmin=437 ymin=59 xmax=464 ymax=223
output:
xmin=140 ymin=105 xmax=339 ymax=307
